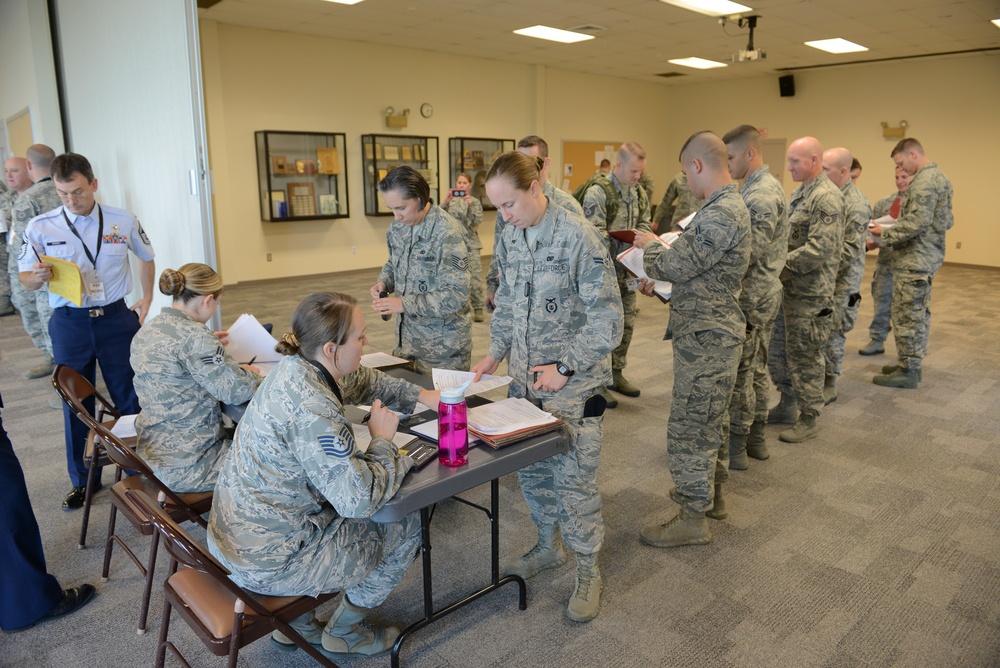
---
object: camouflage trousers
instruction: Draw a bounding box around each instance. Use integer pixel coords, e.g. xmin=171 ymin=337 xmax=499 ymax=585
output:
xmin=668 ymin=329 xmax=741 ymax=513
xmin=729 ymin=290 xmax=781 ymax=435
xmin=611 ymin=266 xmax=635 ymax=371
xmin=769 ymin=296 xmax=835 ymax=417
xmin=890 ymin=269 xmax=933 ymax=371
xmin=823 ymin=290 xmax=862 ymax=377
xmin=518 ymin=387 xmax=604 ymax=555
xmin=8 ymin=252 xmax=53 ymax=356
xmin=468 ymin=245 xmax=484 ymax=311
xmin=0 ymin=235 xmax=11 ymax=312
xmin=246 ymin=511 xmax=420 ymax=608
xmin=868 ymin=261 xmax=894 ymax=342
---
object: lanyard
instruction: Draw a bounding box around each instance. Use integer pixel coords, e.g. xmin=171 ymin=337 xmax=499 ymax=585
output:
xmin=63 ymin=205 xmax=103 ymax=269
xmin=304 ymin=357 xmax=344 ymax=404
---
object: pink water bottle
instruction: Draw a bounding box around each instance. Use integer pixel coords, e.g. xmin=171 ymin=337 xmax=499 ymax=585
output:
xmin=438 ymin=383 xmax=470 ymax=467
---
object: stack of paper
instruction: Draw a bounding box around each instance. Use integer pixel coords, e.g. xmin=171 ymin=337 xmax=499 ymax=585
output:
xmin=360 ymin=352 xmax=412 ymax=369
xmin=616 ymin=231 xmax=680 ymax=303
xmin=466 ymin=397 xmax=563 ymax=449
xmin=109 ymin=414 xmax=139 ymax=439
xmin=225 ymin=314 xmax=281 ymax=374
xmin=432 ymin=368 xmax=512 ymax=397
xmin=868 ymin=215 xmax=895 ymax=249
xmin=409 ymin=419 xmax=482 ymax=446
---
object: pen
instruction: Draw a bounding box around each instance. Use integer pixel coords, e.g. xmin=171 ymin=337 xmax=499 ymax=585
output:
xmin=246 ymin=356 xmax=257 ymax=365
xmin=361 ymin=412 xmax=372 ymax=424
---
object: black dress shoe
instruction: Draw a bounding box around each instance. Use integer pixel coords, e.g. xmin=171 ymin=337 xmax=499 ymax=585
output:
xmin=62 ymin=481 xmax=104 ymax=511
xmin=6 ymin=585 xmax=97 ymax=632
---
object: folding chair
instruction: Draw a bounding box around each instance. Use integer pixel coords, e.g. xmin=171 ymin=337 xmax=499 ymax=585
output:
xmin=126 ymin=488 xmax=339 ymax=668
xmin=94 ymin=422 xmax=213 ymax=635
xmin=51 ymin=363 xmax=128 ymax=549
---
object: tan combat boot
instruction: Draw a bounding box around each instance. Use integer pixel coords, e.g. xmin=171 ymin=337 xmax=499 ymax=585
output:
xmin=779 ymin=413 xmax=818 ymax=443
xmin=767 ymin=391 xmax=798 ymax=424
xmin=566 ymin=552 xmax=602 ymax=622
xmin=746 ymin=420 xmax=769 ymax=460
xmin=321 ymin=596 xmax=400 ymax=658
xmin=608 ymin=369 xmax=640 ymax=397
xmin=640 ymin=505 xmax=712 ymax=548
xmin=706 ymin=483 xmax=727 ymax=520
xmin=729 ymin=433 xmax=749 ymax=471
xmin=502 ymin=524 xmax=567 ymax=579
xmin=823 ymin=374 xmax=837 ymax=405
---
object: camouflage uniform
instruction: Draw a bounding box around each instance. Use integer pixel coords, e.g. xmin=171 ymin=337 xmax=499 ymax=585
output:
xmin=652 ymin=172 xmax=703 ymax=231
xmin=643 ymin=183 xmax=750 ymax=511
xmin=445 ymin=196 xmax=485 ymax=312
xmin=10 ymin=178 xmax=60 ymax=356
xmin=486 ymin=182 xmax=583 ymax=299
xmin=207 ymin=357 xmax=421 ymax=606
xmin=880 ymin=163 xmax=953 ymax=371
xmin=868 ymin=192 xmax=899 ymax=342
xmin=727 ymin=166 xmax=788 ymax=436
xmin=823 ymin=181 xmax=873 ymax=376
xmin=0 ymin=187 xmax=13 ymax=313
xmin=130 ymin=307 xmax=261 ymax=493
xmin=768 ymin=172 xmax=844 ymax=418
xmin=490 ymin=204 xmax=622 ymax=555
xmin=377 ymin=204 xmax=472 ymax=375
xmin=582 ymin=172 xmax=651 ymax=372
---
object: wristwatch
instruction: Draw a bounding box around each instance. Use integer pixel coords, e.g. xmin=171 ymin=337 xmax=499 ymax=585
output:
xmin=555 ymin=362 xmax=575 ymax=377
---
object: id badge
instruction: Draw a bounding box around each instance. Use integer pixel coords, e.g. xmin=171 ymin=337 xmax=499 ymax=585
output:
xmin=88 ymin=280 xmax=106 ymax=302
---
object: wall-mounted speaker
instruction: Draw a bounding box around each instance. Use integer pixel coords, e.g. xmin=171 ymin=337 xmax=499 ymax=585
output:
xmin=779 ymin=74 xmax=795 ymax=97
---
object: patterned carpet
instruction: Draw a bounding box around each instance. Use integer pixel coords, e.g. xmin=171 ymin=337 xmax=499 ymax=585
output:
xmin=1 ymin=258 xmax=997 ymax=667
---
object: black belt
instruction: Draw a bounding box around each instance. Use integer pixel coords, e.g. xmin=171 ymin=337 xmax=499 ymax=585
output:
xmin=58 ymin=298 xmax=128 ymax=319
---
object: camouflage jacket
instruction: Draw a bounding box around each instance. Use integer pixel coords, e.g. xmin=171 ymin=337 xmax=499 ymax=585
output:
xmin=445 ymin=196 xmax=484 ymax=251
xmin=738 ymin=165 xmax=788 ymax=313
xmin=881 ymin=162 xmax=953 ymax=275
xmin=835 ymin=181 xmax=873 ymax=298
xmin=131 ymin=307 xmax=260 ymax=492
xmin=0 ymin=189 xmax=15 ymax=235
xmin=652 ymin=172 xmax=704 ymax=230
xmin=12 ymin=177 xmax=61 ymax=241
xmin=871 ymin=191 xmax=899 ymax=265
xmin=644 ymin=182 xmax=750 ymax=340
xmin=377 ymin=204 xmax=472 ymax=369
xmin=781 ymin=172 xmax=844 ymax=298
xmin=207 ymin=357 xmax=420 ymax=593
xmin=582 ymin=171 xmax=653 ymax=258
xmin=489 ymin=203 xmax=622 ymax=400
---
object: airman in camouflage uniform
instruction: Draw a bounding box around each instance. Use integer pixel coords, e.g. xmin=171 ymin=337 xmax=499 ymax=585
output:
xmin=374 ymin=201 xmax=472 ymax=376
xmin=821 ymin=148 xmax=873 ymax=404
xmin=652 ymin=171 xmax=704 ymax=232
xmin=444 ymin=179 xmax=485 ymax=319
xmin=870 ymin=139 xmax=953 ymax=388
xmin=474 ymin=150 xmax=622 ymax=623
xmin=0 ymin=179 xmax=13 ymax=316
xmin=767 ymin=137 xmax=844 ymax=443
xmin=582 ymin=142 xmax=651 ymax=399
xmin=635 ymin=132 xmax=749 ymax=548
xmin=131 ymin=307 xmax=260 ymax=493
xmin=721 ymin=125 xmax=788 ymax=469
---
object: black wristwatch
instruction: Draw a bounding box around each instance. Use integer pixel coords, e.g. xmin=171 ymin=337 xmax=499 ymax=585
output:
xmin=555 ymin=362 xmax=575 ymax=377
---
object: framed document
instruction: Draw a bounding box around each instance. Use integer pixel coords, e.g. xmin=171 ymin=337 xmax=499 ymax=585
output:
xmin=375 ymin=143 xmax=383 ymax=160
xmin=271 ymin=155 xmax=288 ymax=174
xmin=365 ymin=143 xmax=374 ymax=160
xmin=316 ymin=147 xmax=340 ymax=174
xmin=384 ymin=145 xmax=400 ymax=161
xmin=400 ymin=146 xmax=413 ymax=161
xmin=319 ymin=194 xmax=339 ymax=215
xmin=287 ymin=182 xmax=317 ymax=217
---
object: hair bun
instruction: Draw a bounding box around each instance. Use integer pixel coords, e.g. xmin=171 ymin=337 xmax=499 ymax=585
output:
xmin=158 ymin=268 xmax=186 ymax=296
xmin=275 ymin=331 xmax=301 ymax=356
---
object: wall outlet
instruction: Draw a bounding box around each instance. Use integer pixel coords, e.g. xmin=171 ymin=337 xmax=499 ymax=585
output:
xmin=955 ymin=241 xmax=962 ymax=249
xmin=352 ymin=246 xmax=357 ymax=254
xmin=266 ymin=253 xmax=272 ymax=261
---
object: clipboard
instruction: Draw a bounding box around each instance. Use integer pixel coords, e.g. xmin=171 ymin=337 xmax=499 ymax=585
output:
xmin=608 ymin=229 xmax=636 ymax=243
xmin=40 ymin=254 xmax=84 ymax=305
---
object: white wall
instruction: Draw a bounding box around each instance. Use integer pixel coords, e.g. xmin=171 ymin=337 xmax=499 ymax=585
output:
xmin=663 ymin=53 xmax=1000 ymax=268
xmin=199 ymin=22 xmax=677 ymax=284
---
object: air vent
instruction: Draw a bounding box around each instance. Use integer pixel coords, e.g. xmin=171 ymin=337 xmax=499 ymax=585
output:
xmin=566 ymin=24 xmax=607 ymax=33
xmin=656 ymin=72 xmax=687 ymax=78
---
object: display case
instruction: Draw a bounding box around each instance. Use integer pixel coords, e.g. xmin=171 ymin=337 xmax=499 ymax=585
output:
xmin=361 ymin=134 xmax=439 ymax=217
xmin=448 ymin=137 xmax=514 ymax=210
xmin=255 ymin=131 xmax=349 ymax=222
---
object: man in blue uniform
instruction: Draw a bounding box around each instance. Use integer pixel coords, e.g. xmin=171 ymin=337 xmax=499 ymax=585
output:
xmin=19 ymin=152 xmax=155 ymax=510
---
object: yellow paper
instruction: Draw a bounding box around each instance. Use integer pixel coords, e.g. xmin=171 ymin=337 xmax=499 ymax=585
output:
xmin=40 ymin=254 xmax=84 ymax=306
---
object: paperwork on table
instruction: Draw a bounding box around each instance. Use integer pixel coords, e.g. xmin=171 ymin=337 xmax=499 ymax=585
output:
xmin=224 ymin=314 xmax=281 ymax=374
xmin=432 ymin=368 xmax=512 ymax=397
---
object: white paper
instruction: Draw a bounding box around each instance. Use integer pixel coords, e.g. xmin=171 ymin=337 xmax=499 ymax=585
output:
xmin=432 ymin=368 xmax=513 ymax=397
xmin=360 ymin=352 xmax=411 ymax=368
xmin=467 ymin=397 xmax=558 ymax=435
xmin=110 ymin=414 xmax=138 ymax=439
xmin=676 ymin=211 xmax=696 ymax=230
xmin=350 ymin=423 xmax=417 ymax=453
xmin=253 ymin=360 xmax=279 ymax=377
xmin=224 ymin=314 xmax=281 ymax=364
xmin=616 ymin=230 xmax=678 ymax=301
xmin=410 ymin=419 xmax=481 ymax=445
xmin=357 ymin=402 xmax=434 ymax=419
xmin=868 ymin=217 xmax=895 ymax=249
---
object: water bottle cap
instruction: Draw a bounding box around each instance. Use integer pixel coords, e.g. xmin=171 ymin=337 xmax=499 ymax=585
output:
xmin=440 ymin=381 xmax=471 ymax=404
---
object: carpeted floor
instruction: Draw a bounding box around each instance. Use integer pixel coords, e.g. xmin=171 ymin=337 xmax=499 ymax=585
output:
xmin=1 ymin=258 xmax=998 ymax=667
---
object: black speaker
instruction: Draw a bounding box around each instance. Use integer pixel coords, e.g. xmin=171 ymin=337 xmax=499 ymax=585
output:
xmin=779 ymin=74 xmax=795 ymax=97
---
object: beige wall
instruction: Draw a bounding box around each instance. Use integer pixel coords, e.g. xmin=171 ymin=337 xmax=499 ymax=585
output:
xmin=663 ymin=53 xmax=1000 ymax=268
xmin=199 ymin=21 xmax=676 ymax=284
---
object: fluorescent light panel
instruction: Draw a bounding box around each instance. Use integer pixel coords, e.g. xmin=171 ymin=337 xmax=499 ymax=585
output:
xmin=323 ymin=0 xmax=365 ymax=4
xmin=669 ymin=56 xmax=728 ymax=69
xmin=659 ymin=0 xmax=753 ymax=17
xmin=992 ymin=19 xmax=1000 ymax=29
xmin=513 ymin=25 xmax=595 ymax=43
xmin=805 ymin=38 xmax=869 ymax=54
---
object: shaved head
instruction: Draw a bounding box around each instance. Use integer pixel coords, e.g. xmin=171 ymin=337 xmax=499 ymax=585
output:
xmin=679 ymin=131 xmax=732 ymax=199
xmin=4 ymin=157 xmax=32 ymax=192
xmin=26 ymin=144 xmax=55 ymax=171
xmin=822 ymin=147 xmax=853 ymax=188
xmin=787 ymin=136 xmax=824 ymax=184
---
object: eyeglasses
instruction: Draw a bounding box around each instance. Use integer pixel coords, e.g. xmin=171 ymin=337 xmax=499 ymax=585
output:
xmin=57 ymin=189 xmax=91 ymax=201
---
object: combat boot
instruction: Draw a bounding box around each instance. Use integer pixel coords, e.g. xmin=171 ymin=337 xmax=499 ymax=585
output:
xmin=778 ymin=413 xmax=818 ymax=443
xmin=640 ymin=505 xmax=712 ymax=548
xmin=881 ymin=364 xmax=922 ymax=381
xmin=746 ymin=420 xmax=769 ymax=460
xmin=706 ymin=483 xmax=727 ymax=520
xmin=608 ymin=369 xmax=640 ymax=397
xmin=271 ymin=611 xmax=323 ymax=652
xmin=566 ymin=552 xmax=602 ymax=622
xmin=873 ymin=367 xmax=919 ymax=389
xmin=728 ymin=433 xmax=749 ymax=471
xmin=823 ymin=374 xmax=837 ymax=405
xmin=321 ymin=596 xmax=400 ymax=658
xmin=600 ymin=386 xmax=618 ymax=409
xmin=767 ymin=392 xmax=798 ymax=424
xmin=502 ymin=524 xmax=567 ymax=579
xmin=473 ymin=308 xmax=485 ymax=322
xmin=858 ymin=339 xmax=885 ymax=355
xmin=26 ymin=354 xmax=54 ymax=380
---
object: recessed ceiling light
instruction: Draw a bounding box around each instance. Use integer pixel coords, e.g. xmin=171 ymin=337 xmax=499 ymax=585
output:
xmin=322 ymin=0 xmax=365 ymax=4
xmin=659 ymin=0 xmax=753 ymax=17
xmin=513 ymin=25 xmax=595 ymax=43
xmin=992 ymin=18 xmax=1000 ymax=29
xmin=805 ymin=38 xmax=869 ymax=54
xmin=668 ymin=57 xmax=728 ymax=69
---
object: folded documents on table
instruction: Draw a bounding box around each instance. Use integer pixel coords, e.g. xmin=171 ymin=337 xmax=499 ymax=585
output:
xmin=432 ymin=368 xmax=512 ymax=397
xmin=615 ymin=230 xmax=680 ymax=303
xmin=109 ymin=414 xmax=138 ymax=439
xmin=467 ymin=397 xmax=564 ymax=449
xmin=360 ymin=352 xmax=413 ymax=370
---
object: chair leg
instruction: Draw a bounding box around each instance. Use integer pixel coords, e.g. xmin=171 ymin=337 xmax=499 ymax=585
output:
xmin=78 ymin=452 xmax=102 ymax=549
xmin=229 ymin=608 xmax=243 ymax=668
xmin=102 ymin=503 xmax=120 ymax=581
xmin=138 ymin=532 xmax=160 ymax=634
xmin=156 ymin=598 xmax=173 ymax=668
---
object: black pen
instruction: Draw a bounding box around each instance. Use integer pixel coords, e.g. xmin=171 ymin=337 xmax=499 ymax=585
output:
xmin=361 ymin=412 xmax=372 ymax=424
xmin=246 ymin=356 xmax=257 ymax=365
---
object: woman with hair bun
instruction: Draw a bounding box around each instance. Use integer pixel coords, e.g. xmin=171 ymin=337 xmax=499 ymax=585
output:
xmin=208 ymin=291 xmax=439 ymax=660
xmin=130 ymin=263 xmax=260 ymax=493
